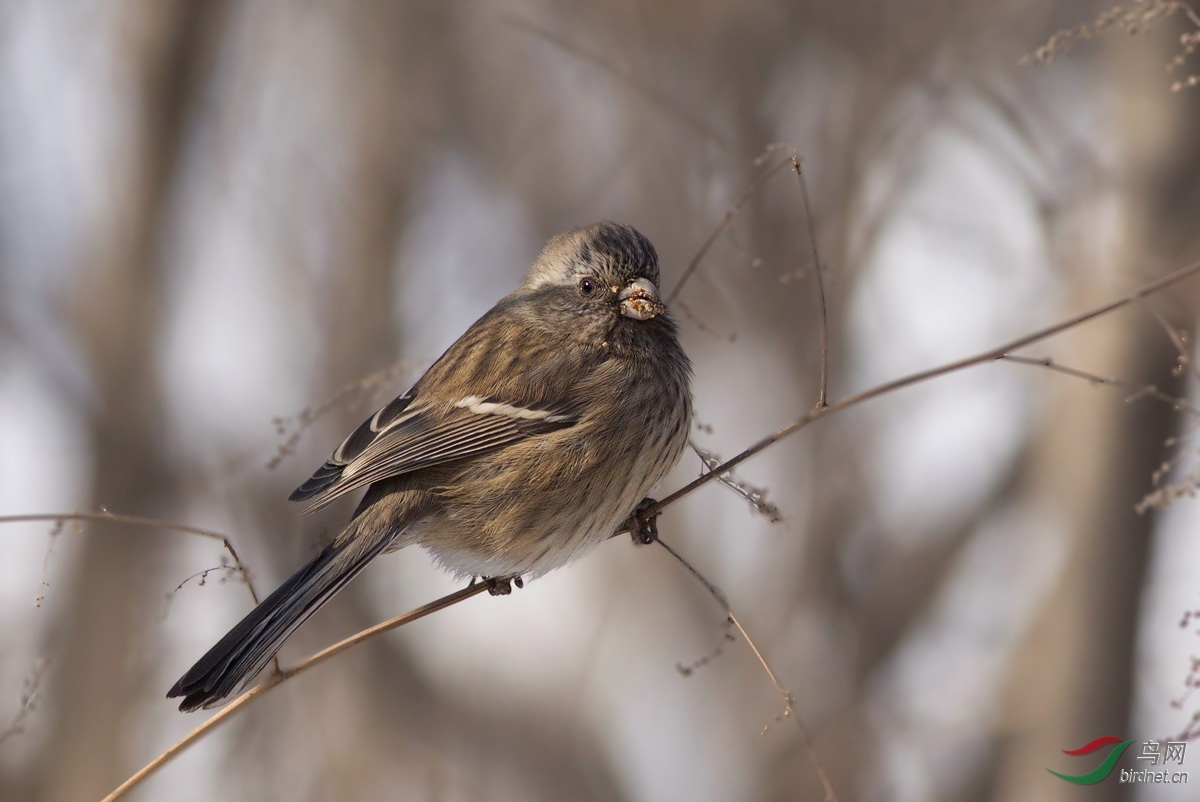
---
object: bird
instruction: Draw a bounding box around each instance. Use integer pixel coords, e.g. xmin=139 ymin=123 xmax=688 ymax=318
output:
xmin=167 ymin=221 xmax=693 ymax=711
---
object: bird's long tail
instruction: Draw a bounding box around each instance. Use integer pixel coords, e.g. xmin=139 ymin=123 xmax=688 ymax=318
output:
xmin=167 ymin=526 xmax=394 ymax=712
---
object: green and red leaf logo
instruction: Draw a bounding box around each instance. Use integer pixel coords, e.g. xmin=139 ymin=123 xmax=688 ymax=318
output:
xmin=1046 ymin=736 xmax=1135 ymax=784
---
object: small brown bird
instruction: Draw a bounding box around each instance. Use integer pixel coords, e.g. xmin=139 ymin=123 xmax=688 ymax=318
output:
xmin=168 ymin=221 xmax=692 ymax=711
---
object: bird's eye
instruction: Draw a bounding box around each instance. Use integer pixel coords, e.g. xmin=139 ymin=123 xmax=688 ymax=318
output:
xmin=579 ymin=278 xmax=596 ymax=295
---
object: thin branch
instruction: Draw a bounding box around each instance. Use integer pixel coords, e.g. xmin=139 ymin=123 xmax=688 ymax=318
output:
xmin=1021 ymin=1 xmax=1200 ymax=92
xmin=34 ymin=519 xmax=64 ymax=608
xmin=4 ymin=512 xmax=281 ymax=680
xmin=653 ymin=533 xmax=729 ymax=608
xmin=1141 ymin=298 xmax=1200 ymax=383
xmin=1000 ymin=354 xmax=1200 ymax=414
xmin=690 ymin=442 xmax=782 ymax=522
xmin=0 ymin=512 xmax=263 ymax=607
xmin=640 ymin=258 xmax=1200 ymax=521
xmin=1000 ymin=352 xmax=1200 ymax=514
xmin=666 ymin=157 xmax=793 ymax=304
xmin=100 ymin=581 xmax=490 ymax=802
xmin=727 ymin=611 xmax=838 ymax=802
xmin=653 ymin=536 xmax=839 ymax=802
xmin=101 ymin=681 xmax=270 ymax=802
xmin=1000 ymin=354 xmax=1129 ymax=387
xmin=791 ymin=157 xmax=830 ymax=408
xmin=0 ymin=657 xmax=48 ymax=746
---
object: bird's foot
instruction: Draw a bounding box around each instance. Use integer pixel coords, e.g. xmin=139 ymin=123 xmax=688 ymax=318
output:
xmin=625 ymin=497 xmax=660 ymax=545
xmin=479 ymin=575 xmax=524 ymax=596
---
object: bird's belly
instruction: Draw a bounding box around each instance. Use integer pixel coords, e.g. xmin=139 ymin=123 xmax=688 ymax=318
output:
xmin=419 ymin=512 xmax=620 ymax=579
xmin=416 ymin=475 xmax=646 ymax=579
xmin=418 ymin=432 xmax=685 ymax=579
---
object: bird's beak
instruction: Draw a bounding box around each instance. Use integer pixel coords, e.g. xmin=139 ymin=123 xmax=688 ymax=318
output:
xmin=618 ymin=278 xmax=665 ymax=321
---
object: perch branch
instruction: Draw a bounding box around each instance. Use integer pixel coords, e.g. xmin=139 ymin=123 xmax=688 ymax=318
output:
xmin=99 ymin=581 xmax=489 ymax=802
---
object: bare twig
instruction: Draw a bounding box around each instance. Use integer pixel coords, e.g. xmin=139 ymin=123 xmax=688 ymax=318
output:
xmin=675 ymin=624 xmax=736 ymax=677
xmin=691 ymin=443 xmax=782 ymax=522
xmin=102 ymin=681 xmax=271 ymax=802
xmin=640 ymin=258 xmax=1200 ymax=521
xmin=4 ymin=512 xmax=282 ymax=681
xmin=0 ymin=512 xmax=263 ymax=608
xmin=161 ymin=562 xmax=249 ymax=621
xmin=998 ymin=353 xmax=1200 ymax=513
xmin=653 ymin=533 xmax=729 ymax=608
xmin=0 ymin=657 xmax=48 ymax=746
xmin=33 ymin=519 xmax=64 ymax=608
xmin=727 ymin=610 xmax=838 ymax=802
xmin=791 ymin=157 xmax=830 ymax=408
xmin=1022 ymin=0 xmax=1200 ymax=92
xmin=100 ymin=581 xmax=490 ymax=802
xmin=1141 ymin=299 xmax=1200 ymax=383
xmin=1000 ymin=354 xmax=1199 ymax=414
xmin=667 ymin=157 xmax=793 ymax=304
xmin=653 ymin=536 xmax=840 ymax=802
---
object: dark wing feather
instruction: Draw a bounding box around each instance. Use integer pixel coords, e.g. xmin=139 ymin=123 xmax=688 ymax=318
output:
xmin=288 ymin=390 xmax=417 ymax=502
xmin=288 ymin=388 xmax=579 ymax=514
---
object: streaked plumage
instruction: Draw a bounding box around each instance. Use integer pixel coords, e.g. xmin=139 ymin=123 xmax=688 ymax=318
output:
xmin=168 ymin=221 xmax=692 ymax=711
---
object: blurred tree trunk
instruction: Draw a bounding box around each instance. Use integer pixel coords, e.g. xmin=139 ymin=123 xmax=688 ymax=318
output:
xmin=994 ymin=24 xmax=1197 ymax=802
xmin=29 ymin=3 xmax=230 ymax=801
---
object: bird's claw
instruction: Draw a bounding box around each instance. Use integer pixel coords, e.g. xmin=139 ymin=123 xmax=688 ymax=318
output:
xmin=626 ymin=497 xmax=659 ymax=545
xmin=480 ymin=575 xmax=524 ymax=596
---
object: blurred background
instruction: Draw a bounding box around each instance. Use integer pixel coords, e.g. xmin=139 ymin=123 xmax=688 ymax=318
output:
xmin=2 ymin=1 xmax=1200 ymax=800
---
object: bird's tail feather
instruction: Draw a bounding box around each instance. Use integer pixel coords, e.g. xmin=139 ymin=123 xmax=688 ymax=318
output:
xmin=167 ymin=528 xmax=393 ymax=712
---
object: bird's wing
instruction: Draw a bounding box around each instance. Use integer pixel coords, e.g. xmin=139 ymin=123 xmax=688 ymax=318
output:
xmin=288 ymin=388 xmax=581 ymax=514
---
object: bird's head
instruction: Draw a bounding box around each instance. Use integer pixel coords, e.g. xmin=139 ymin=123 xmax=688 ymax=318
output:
xmin=520 ymin=221 xmax=667 ymax=327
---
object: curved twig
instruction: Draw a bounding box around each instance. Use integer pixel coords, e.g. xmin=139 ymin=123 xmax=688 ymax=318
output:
xmin=791 ymin=156 xmax=830 ymax=408
xmin=0 ymin=512 xmax=262 ymax=607
xmin=98 ymin=582 xmax=489 ymax=802
xmin=653 ymin=536 xmax=839 ymax=802
xmin=667 ymin=157 xmax=793 ymax=304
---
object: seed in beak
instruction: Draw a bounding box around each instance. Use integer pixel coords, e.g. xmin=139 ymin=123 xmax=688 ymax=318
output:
xmin=619 ymin=278 xmax=665 ymax=321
